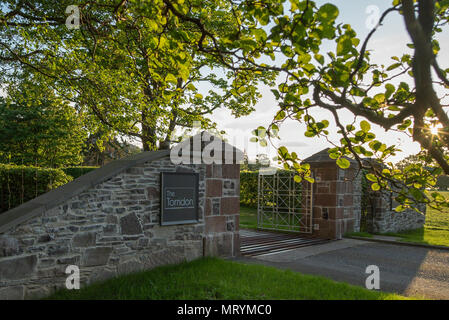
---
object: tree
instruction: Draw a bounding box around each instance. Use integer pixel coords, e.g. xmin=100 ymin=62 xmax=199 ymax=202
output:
xmin=396 ymin=152 xmax=430 ymax=170
xmin=256 ymin=153 xmax=270 ymax=168
xmin=398 ymin=152 xmax=449 ymax=191
xmin=0 ymin=80 xmax=86 ymax=167
xmin=3 ymin=1 xmax=449 ymax=211
xmin=82 ymin=132 xmax=141 ymax=166
xmin=0 ymin=0 xmax=274 ymax=150
xmin=176 ymin=0 xmax=448 ymax=211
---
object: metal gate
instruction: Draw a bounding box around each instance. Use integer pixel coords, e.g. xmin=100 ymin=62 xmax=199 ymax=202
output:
xmin=257 ymin=171 xmax=313 ymax=233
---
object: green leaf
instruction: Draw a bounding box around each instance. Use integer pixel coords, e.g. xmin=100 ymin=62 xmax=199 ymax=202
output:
xmin=304 ymin=176 xmax=315 ymax=183
xmin=336 ymin=157 xmax=350 ymax=169
xmin=371 ymin=183 xmax=380 ymax=191
xmin=317 ymin=4 xmax=339 ymax=22
xmin=337 ymin=38 xmax=352 ymax=56
xmin=387 ymin=63 xmax=401 ymax=71
xmin=329 ymin=152 xmax=339 ymax=159
xmin=314 ymin=54 xmax=324 ymax=65
xmin=360 ymin=120 xmax=371 ymax=132
xmin=385 ymin=84 xmax=395 ymax=99
xmin=165 ymin=73 xmax=177 ymax=84
xmin=278 ymin=146 xmax=289 ymax=157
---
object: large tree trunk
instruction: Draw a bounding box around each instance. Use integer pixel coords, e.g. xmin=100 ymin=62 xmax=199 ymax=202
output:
xmin=141 ymin=110 xmax=157 ymax=151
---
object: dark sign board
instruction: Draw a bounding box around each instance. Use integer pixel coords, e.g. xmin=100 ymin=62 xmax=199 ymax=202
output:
xmin=160 ymin=172 xmax=199 ymax=226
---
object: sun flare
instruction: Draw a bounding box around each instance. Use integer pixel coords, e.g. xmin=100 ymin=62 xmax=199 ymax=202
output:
xmin=430 ymin=124 xmax=443 ymax=135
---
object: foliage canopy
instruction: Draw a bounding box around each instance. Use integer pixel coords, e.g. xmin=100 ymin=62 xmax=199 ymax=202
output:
xmin=2 ymin=0 xmax=449 ymax=211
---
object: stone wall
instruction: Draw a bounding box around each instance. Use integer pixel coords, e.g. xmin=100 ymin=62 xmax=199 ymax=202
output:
xmin=364 ymin=190 xmax=426 ymax=233
xmin=0 ymin=150 xmax=240 ymax=299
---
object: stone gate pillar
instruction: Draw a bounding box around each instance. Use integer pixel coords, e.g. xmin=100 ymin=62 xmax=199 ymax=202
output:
xmin=304 ymin=149 xmax=361 ymax=239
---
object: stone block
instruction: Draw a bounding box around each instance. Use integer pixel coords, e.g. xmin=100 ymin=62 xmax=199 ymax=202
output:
xmin=37 ymin=234 xmax=53 ymax=243
xmin=315 ymin=168 xmax=337 ymax=181
xmin=203 ymin=233 xmax=233 ymax=257
xmin=205 ymin=216 xmax=226 ymax=233
xmin=57 ymin=255 xmax=81 ymax=265
xmin=205 ymin=198 xmax=212 ymax=216
xmin=234 ymin=215 xmax=240 ymax=231
xmin=72 ymin=232 xmax=97 ymax=247
xmin=317 ymin=182 xmax=330 ymax=193
xmin=221 ymin=197 xmax=240 ymax=215
xmin=0 ymin=236 xmax=21 ymax=257
xmin=47 ymin=244 xmax=69 ymax=256
xmin=147 ymin=187 xmax=159 ymax=200
xmin=0 ymin=286 xmax=24 ymax=300
xmin=222 ymin=164 xmax=239 ymax=179
xmin=223 ymin=180 xmax=238 ymax=196
xmin=212 ymin=198 xmax=221 ymax=215
xmin=206 ymin=179 xmax=222 ymax=197
xmin=314 ymin=194 xmax=336 ymax=206
xmin=117 ymin=259 xmax=144 ymax=275
xmin=120 ymin=213 xmax=143 ymax=235
xmin=103 ymin=224 xmax=118 ymax=235
xmin=0 ymin=255 xmax=37 ymax=280
xmin=82 ymin=247 xmax=112 ymax=267
xmin=344 ymin=195 xmax=353 ymax=206
xmin=343 ymin=219 xmax=355 ymax=234
xmin=206 ymin=164 xmax=222 ymax=178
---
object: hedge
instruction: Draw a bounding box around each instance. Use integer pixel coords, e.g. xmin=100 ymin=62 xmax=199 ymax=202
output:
xmin=240 ymin=170 xmax=259 ymax=208
xmin=240 ymin=169 xmax=305 ymax=208
xmin=0 ymin=164 xmax=72 ymax=213
xmin=62 ymin=166 xmax=98 ymax=180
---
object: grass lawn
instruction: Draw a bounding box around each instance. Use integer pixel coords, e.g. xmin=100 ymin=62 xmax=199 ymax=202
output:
xmin=239 ymin=205 xmax=258 ymax=229
xmin=47 ymin=258 xmax=408 ymax=300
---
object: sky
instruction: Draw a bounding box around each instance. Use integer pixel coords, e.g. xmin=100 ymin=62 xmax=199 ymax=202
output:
xmin=210 ymin=0 xmax=449 ymax=164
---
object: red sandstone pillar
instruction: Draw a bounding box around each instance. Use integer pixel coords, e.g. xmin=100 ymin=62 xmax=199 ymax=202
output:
xmin=304 ymin=149 xmax=359 ymax=239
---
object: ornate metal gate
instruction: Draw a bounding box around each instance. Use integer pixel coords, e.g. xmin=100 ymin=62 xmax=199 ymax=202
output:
xmin=257 ymin=171 xmax=313 ymax=233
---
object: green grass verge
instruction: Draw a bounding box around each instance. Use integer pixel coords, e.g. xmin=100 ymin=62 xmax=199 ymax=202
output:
xmin=239 ymin=205 xmax=258 ymax=229
xmin=344 ymin=231 xmax=374 ymax=238
xmin=47 ymin=258 xmax=408 ymax=300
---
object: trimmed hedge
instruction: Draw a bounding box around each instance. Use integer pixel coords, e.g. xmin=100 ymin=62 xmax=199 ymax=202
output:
xmin=0 ymin=164 xmax=72 ymax=213
xmin=62 ymin=166 xmax=98 ymax=180
xmin=240 ymin=169 xmax=304 ymax=208
xmin=240 ymin=170 xmax=259 ymax=208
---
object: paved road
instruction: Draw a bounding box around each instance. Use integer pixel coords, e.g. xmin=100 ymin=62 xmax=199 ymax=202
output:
xmin=233 ymin=238 xmax=449 ymax=299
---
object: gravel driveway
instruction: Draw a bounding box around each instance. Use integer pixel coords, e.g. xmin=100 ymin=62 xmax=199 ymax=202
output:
xmin=234 ymin=238 xmax=449 ymax=299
